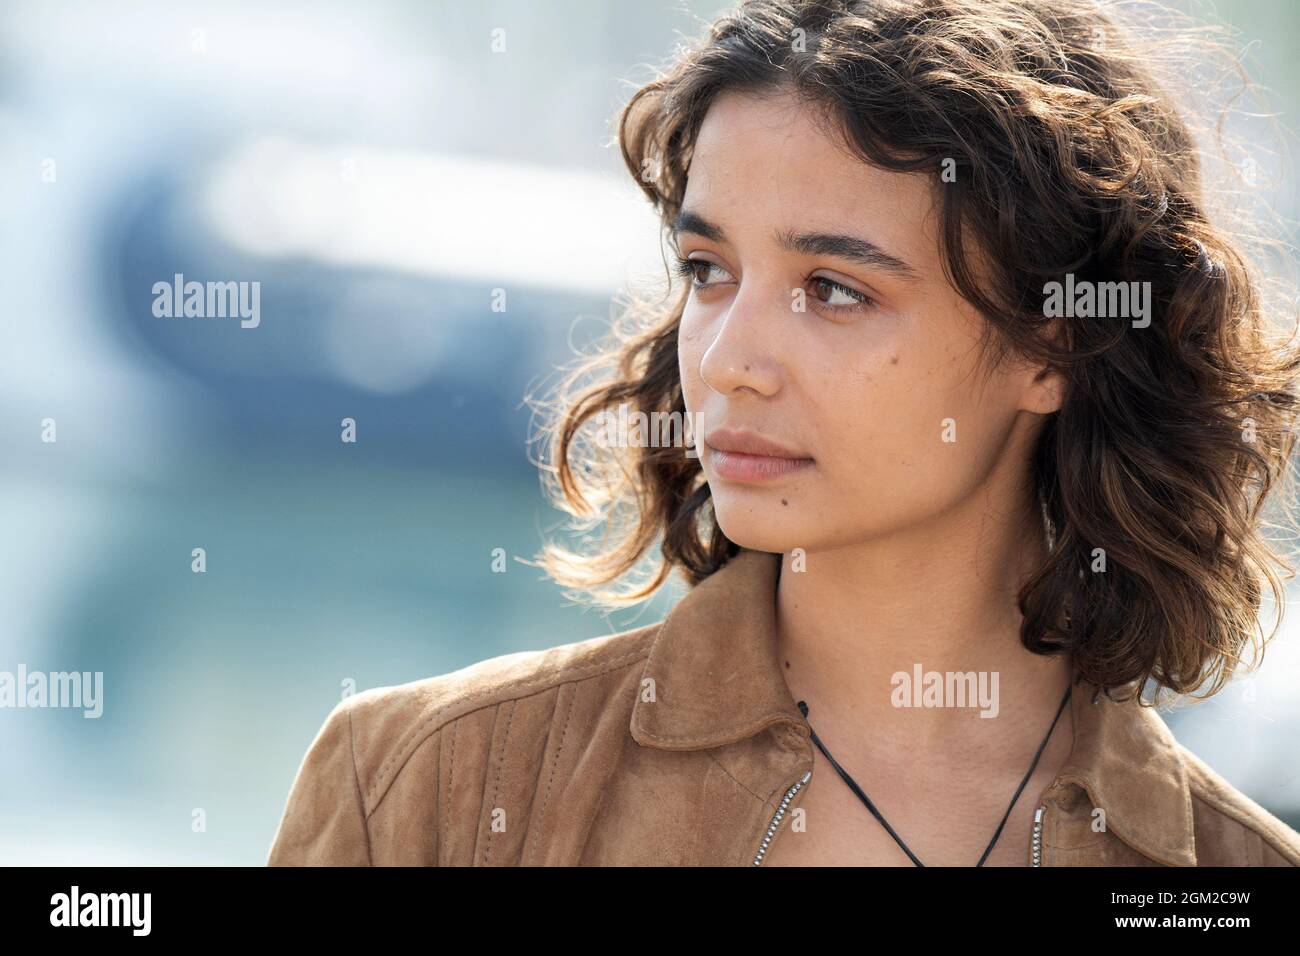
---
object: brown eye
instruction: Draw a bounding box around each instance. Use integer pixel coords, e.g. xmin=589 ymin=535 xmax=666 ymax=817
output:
xmin=674 ymin=254 xmax=733 ymax=288
xmin=689 ymin=260 xmax=715 ymax=284
xmin=811 ymin=276 xmax=870 ymax=308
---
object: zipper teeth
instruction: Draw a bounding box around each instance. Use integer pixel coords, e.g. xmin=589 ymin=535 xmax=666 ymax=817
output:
xmin=752 ymin=770 xmax=812 ymax=866
xmin=1030 ymin=805 xmax=1045 ymax=867
xmin=754 ymin=783 xmax=1048 ymax=867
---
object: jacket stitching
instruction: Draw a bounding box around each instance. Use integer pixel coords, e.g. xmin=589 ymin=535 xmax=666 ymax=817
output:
xmin=1179 ymin=743 xmax=1300 ymax=863
xmin=364 ymin=644 xmax=653 ymax=809
xmin=347 ymin=706 xmax=374 ymax=866
xmin=635 ymin=711 xmax=797 ymax=747
xmin=483 ymin=699 xmax=516 ymax=865
xmin=534 ymin=682 xmax=577 ymax=861
xmin=442 ymin=719 xmax=457 ymax=866
xmin=468 ymin=704 xmax=502 ymax=864
xmin=1187 ymin=790 xmax=1300 ymax=865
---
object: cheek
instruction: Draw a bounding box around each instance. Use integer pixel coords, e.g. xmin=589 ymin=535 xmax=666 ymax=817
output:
xmin=677 ymin=312 xmax=707 ymax=408
xmin=813 ymin=330 xmax=958 ymax=479
xmin=818 ymin=356 xmax=922 ymax=468
xmin=818 ymin=339 xmax=1016 ymax=514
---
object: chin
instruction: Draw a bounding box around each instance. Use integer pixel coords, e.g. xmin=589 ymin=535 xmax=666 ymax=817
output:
xmin=712 ymin=507 xmax=821 ymax=556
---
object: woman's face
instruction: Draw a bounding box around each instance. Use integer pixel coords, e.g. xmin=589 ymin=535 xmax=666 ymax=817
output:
xmin=676 ymin=87 xmax=1062 ymax=553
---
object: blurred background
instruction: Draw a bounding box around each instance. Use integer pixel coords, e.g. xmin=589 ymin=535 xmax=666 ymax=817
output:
xmin=0 ymin=0 xmax=1297 ymax=864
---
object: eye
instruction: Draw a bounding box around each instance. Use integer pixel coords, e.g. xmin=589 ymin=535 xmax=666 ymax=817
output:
xmin=809 ymin=275 xmax=875 ymax=314
xmin=673 ymin=254 xmax=734 ymax=289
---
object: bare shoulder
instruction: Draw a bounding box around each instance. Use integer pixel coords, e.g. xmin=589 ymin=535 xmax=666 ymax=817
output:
xmin=341 ymin=622 xmax=660 ymax=801
xmin=1178 ymin=743 xmax=1300 ymax=865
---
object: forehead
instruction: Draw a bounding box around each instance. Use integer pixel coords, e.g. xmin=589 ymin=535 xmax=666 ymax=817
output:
xmin=683 ymin=88 xmax=941 ymax=270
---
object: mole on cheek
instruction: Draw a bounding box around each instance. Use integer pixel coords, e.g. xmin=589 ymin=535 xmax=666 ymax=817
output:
xmin=781 ymin=498 xmax=788 ymax=506
xmin=890 ymin=355 xmax=899 ymax=365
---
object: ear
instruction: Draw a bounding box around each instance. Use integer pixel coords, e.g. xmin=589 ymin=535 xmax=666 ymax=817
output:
xmin=1020 ymin=363 xmax=1066 ymax=415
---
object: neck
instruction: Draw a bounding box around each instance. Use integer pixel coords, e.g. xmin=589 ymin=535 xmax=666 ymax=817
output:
xmin=774 ymin=484 xmax=1073 ymax=772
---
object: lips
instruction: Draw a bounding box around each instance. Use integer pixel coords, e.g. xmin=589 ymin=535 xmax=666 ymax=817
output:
xmin=704 ymin=428 xmax=810 ymax=459
xmin=703 ymin=427 xmax=814 ymax=483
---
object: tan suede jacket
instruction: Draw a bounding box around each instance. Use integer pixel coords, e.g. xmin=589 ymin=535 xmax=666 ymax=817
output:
xmin=267 ymin=547 xmax=1300 ymax=866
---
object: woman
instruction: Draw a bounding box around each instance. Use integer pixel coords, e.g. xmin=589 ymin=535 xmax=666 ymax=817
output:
xmin=268 ymin=0 xmax=1300 ymax=865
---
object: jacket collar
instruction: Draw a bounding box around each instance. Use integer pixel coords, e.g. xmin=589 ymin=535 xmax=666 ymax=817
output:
xmin=630 ymin=546 xmax=1197 ymax=866
xmin=630 ymin=547 xmax=805 ymax=751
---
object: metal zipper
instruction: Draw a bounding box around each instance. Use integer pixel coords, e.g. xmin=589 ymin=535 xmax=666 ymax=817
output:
xmin=754 ymin=776 xmax=1049 ymax=866
xmin=752 ymin=769 xmax=812 ymax=866
xmin=1030 ymin=805 xmax=1046 ymax=867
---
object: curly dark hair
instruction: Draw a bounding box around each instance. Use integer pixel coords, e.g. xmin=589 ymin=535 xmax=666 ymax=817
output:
xmin=529 ymin=0 xmax=1300 ymax=699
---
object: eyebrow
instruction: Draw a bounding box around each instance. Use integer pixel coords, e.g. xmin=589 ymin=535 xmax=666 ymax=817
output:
xmin=672 ymin=208 xmax=920 ymax=281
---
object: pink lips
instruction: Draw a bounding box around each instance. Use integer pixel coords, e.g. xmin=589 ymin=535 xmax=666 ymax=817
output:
xmin=704 ymin=428 xmax=815 ymax=483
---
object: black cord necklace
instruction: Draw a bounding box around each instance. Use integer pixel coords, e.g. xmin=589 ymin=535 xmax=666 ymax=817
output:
xmin=795 ymin=684 xmax=1072 ymax=866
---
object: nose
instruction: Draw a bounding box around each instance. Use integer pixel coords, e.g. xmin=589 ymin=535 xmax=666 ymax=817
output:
xmin=696 ymin=282 xmax=785 ymax=398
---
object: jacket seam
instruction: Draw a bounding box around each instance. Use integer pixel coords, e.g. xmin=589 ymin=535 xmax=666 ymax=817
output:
xmin=635 ymin=712 xmax=798 ymax=747
xmin=346 ymin=705 xmax=374 ymax=866
xmin=705 ymin=749 xmax=767 ymax=804
xmin=363 ymin=643 xmax=654 ymax=812
xmin=533 ymin=681 xmax=577 ymax=859
xmin=442 ymin=719 xmax=456 ymax=865
xmin=482 ymin=699 xmax=517 ymax=865
xmin=1188 ymin=789 xmax=1300 ymax=865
